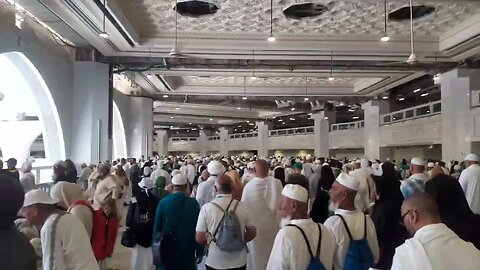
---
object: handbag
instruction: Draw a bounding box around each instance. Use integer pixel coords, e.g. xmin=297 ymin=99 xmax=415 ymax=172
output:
xmin=121 ymin=227 xmax=137 ymax=248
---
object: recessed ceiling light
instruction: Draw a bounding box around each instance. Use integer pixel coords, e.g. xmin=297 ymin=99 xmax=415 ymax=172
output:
xmin=282 ymin=122 xmax=286 ymax=125
xmin=353 ymin=116 xmax=360 ymax=119
xmin=398 ymin=97 xmax=405 ymax=101
xmin=413 ymin=88 xmax=421 ymax=93
xmin=147 ymin=74 xmax=153 ymax=78
xmin=237 ymin=107 xmax=241 ymax=110
xmin=242 ymin=130 xmax=246 ymax=132
xmin=163 ymin=94 xmax=169 ymax=98
xmin=170 ymin=126 xmax=173 ymax=128
xmin=304 ymin=97 xmax=309 ymax=101
xmin=170 ymin=116 xmax=174 ymax=119
xmin=187 ymin=130 xmax=190 ymax=132
xmin=289 ymin=118 xmax=295 ymax=120
xmin=99 ymin=31 xmax=109 ymax=38
xmin=421 ymin=93 xmax=429 ymax=97
xmin=238 ymin=125 xmax=242 ymax=128
xmin=209 ymin=118 xmax=213 ymax=121
xmin=291 ymin=107 xmax=296 ymax=111
xmin=348 ymin=108 xmax=355 ymax=112
xmin=246 ymin=120 xmax=250 ymax=123
xmin=272 ymin=116 xmax=276 ymax=119
xmin=242 ymin=96 xmax=248 ymax=100
xmin=188 ymin=122 xmax=192 ymax=125
xmin=249 ymin=123 xmax=254 ymax=126
xmin=175 ymin=107 xmax=180 ymax=110
xmin=278 ymin=119 xmax=283 ymax=122
xmin=382 ymin=96 xmax=388 ymax=100
xmin=251 ymin=76 xmax=257 ymax=80
xmin=325 ymin=117 xmax=328 ymax=120
xmin=267 ymin=35 xmax=277 ymax=42
xmin=380 ymin=36 xmax=390 ymax=42
xmin=328 ymin=76 xmax=335 ymax=81
xmin=176 ymin=131 xmax=179 ymax=134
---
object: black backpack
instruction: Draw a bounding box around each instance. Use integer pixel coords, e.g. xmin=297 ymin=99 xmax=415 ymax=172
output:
xmin=153 ymin=197 xmax=187 ymax=267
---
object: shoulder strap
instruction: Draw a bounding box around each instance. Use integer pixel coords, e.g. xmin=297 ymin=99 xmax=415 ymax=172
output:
xmin=211 ymin=198 xmax=234 ymax=239
xmin=68 ymin=199 xmax=94 ymax=213
xmin=334 ymin=214 xmax=353 ymax=241
xmin=315 ymin=223 xmax=322 ymax=257
xmin=363 ymin=214 xmax=368 ymax=239
xmin=49 ymin=213 xmax=66 ymax=270
xmin=286 ymin=224 xmax=314 ymax=259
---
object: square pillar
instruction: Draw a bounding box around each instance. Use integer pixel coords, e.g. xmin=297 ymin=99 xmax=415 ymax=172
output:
xmin=362 ymin=100 xmax=389 ymax=160
xmin=219 ymin=127 xmax=229 ymax=156
xmin=312 ymin=112 xmax=332 ymax=158
xmin=198 ymin=130 xmax=207 ymax=156
xmin=256 ymin=121 xmax=269 ymax=158
xmin=155 ymin=130 xmax=168 ymax=156
xmin=441 ymin=69 xmax=480 ymax=161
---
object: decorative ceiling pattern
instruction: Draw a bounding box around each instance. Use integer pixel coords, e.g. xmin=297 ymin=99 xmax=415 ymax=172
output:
xmin=117 ymin=0 xmax=480 ymax=38
xmin=182 ymin=76 xmax=357 ymax=85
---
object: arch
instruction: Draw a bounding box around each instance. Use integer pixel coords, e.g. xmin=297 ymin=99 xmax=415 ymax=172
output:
xmin=0 ymin=52 xmax=65 ymax=164
xmin=112 ymin=101 xmax=127 ymax=159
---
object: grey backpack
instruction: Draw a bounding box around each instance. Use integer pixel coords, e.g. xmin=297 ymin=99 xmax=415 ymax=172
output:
xmin=210 ymin=198 xmax=245 ymax=252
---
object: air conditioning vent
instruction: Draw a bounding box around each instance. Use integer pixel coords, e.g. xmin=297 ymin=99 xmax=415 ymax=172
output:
xmin=175 ymin=0 xmax=219 ymax=17
xmin=282 ymin=3 xmax=328 ymax=20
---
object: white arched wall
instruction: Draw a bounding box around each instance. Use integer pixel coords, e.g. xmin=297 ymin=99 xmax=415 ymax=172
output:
xmin=0 ymin=52 xmax=65 ymax=163
xmin=112 ymin=101 xmax=127 ymax=159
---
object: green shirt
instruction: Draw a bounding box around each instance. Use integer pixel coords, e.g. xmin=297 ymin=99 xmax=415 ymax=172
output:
xmin=153 ymin=192 xmax=204 ymax=270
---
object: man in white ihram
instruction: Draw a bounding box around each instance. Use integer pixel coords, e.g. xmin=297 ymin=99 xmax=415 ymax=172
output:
xmin=324 ymin=172 xmax=379 ymax=269
xmin=20 ymin=189 xmax=99 ymax=270
xmin=149 ymin=160 xmax=171 ymax=186
xmin=266 ymin=184 xmax=335 ymax=270
xmin=241 ymin=159 xmax=283 ymax=270
xmin=391 ymin=192 xmax=480 ymax=270
xmin=459 ymin=153 xmax=480 ymax=214
xmin=350 ymin=159 xmax=376 ymax=212
xmin=196 ymin=161 xmax=226 ymax=207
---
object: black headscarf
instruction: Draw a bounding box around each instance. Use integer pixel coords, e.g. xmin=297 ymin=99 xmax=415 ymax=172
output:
xmin=425 ymin=174 xmax=480 ymax=249
xmin=273 ymin=167 xmax=286 ymax=186
xmin=0 ymin=174 xmax=24 ymax=230
xmin=318 ymin=165 xmax=335 ymax=191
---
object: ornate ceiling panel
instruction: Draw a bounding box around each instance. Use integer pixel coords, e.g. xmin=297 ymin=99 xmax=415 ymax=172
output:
xmin=182 ymin=76 xmax=357 ymax=86
xmin=116 ymin=0 xmax=480 ymax=39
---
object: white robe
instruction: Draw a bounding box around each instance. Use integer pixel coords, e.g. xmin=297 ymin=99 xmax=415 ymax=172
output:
xmin=350 ymin=168 xmax=376 ymax=211
xmin=391 ymin=223 xmax=480 ymax=270
xmin=459 ymin=164 xmax=480 ymax=214
xmin=196 ymin=175 xmax=218 ymax=208
xmin=241 ymin=176 xmax=283 ymax=270
xmin=131 ymin=245 xmax=154 ymax=270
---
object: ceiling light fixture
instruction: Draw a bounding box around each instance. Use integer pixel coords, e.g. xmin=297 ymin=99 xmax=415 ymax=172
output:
xmin=175 ymin=107 xmax=180 ymax=110
xmin=170 ymin=116 xmax=174 ymax=119
xmin=99 ymin=0 xmax=109 ymax=38
xmin=163 ymin=94 xmax=169 ymax=98
xmin=147 ymin=74 xmax=153 ymax=79
xmin=353 ymin=116 xmax=360 ymax=120
xmin=381 ymin=0 xmax=390 ymax=42
xmin=267 ymin=0 xmax=276 ymax=42
xmin=328 ymin=51 xmax=335 ymax=81
xmin=237 ymin=107 xmax=241 ymax=110
xmin=246 ymin=120 xmax=250 ymax=123
xmin=188 ymin=122 xmax=192 ymax=125
xmin=413 ymin=88 xmax=421 ymax=93
xmin=421 ymin=93 xmax=429 ymax=97
xmin=382 ymin=96 xmax=388 ymax=100
xmin=209 ymin=118 xmax=213 ymax=121
xmin=398 ymin=97 xmax=405 ymax=101
xmin=289 ymin=117 xmax=295 ymax=121
xmin=291 ymin=107 xmax=296 ymax=111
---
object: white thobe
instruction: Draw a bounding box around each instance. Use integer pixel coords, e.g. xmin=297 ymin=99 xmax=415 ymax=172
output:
xmin=324 ymin=209 xmax=379 ymax=270
xmin=149 ymin=168 xmax=171 ymax=186
xmin=122 ymin=164 xmax=130 ymax=178
xmin=185 ymin=164 xmax=197 ymax=185
xmin=302 ymin=163 xmax=315 ymax=179
xmin=391 ymin=223 xmax=480 ymax=270
xmin=350 ymin=168 xmax=376 ymax=211
xmin=41 ymin=213 xmax=99 ymax=270
xmin=131 ymin=245 xmax=154 ymax=270
xmin=196 ymin=176 xmax=218 ymax=208
xmin=266 ymin=219 xmax=335 ymax=270
xmin=241 ymin=176 xmax=283 ymax=270
xmin=459 ymin=164 xmax=480 ymax=214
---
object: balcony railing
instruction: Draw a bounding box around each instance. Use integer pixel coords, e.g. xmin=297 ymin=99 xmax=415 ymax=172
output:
xmin=269 ymin=126 xmax=314 ymax=137
xmin=229 ymin=131 xmax=258 ymax=139
xmin=207 ymin=136 xmax=220 ymax=141
xmin=380 ymin=101 xmax=441 ymax=125
xmin=169 ymin=137 xmax=198 ymax=142
xmin=331 ymin=120 xmax=365 ymax=131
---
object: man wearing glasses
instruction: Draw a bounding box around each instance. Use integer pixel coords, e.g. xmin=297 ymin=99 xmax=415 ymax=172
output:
xmin=392 ymin=193 xmax=480 ymax=270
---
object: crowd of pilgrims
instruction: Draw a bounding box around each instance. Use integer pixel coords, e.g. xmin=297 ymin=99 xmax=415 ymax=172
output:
xmin=1 ymin=153 xmax=480 ymax=270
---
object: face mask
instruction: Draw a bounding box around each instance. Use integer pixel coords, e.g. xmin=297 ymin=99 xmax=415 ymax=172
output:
xmin=280 ymin=216 xmax=292 ymax=228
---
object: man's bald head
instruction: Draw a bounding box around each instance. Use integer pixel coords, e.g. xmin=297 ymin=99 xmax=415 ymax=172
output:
xmin=215 ymin=174 xmax=233 ymax=194
xmin=401 ymin=192 xmax=441 ymax=235
xmin=254 ymin=159 xmax=269 ymax=178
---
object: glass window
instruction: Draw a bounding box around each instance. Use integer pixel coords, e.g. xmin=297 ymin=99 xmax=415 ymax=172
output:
xmin=432 ymin=103 xmax=441 ymax=113
xmin=383 ymin=115 xmax=391 ymax=123
xmin=392 ymin=112 xmax=404 ymax=121
xmin=332 ymin=125 xmax=338 ymax=131
xmin=405 ymin=109 xmax=414 ymax=118
xmin=416 ymin=106 xmax=430 ymax=116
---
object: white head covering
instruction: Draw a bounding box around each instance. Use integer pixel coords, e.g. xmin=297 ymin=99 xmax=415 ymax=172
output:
xmin=172 ymin=174 xmax=188 ymax=185
xmin=454 ymin=165 xmax=461 ymax=171
xmin=427 ymin=162 xmax=435 ymax=168
xmin=171 ymin=169 xmax=181 ymax=176
xmin=50 ymin=182 xmax=84 ymax=209
xmin=360 ymin=158 xmax=370 ymax=169
xmin=23 ymin=189 xmax=58 ymax=207
xmin=465 ymin=153 xmax=479 ymax=162
xmin=372 ymin=162 xmax=383 ymax=176
xmin=411 ymin=157 xmax=425 ymax=166
xmin=207 ymin=161 xmax=226 ymax=175
xmin=143 ymin=166 xmax=152 ymax=176
xmin=336 ymin=172 xmax=359 ymax=191
xmin=281 ymin=184 xmax=308 ymax=203
xmin=138 ymin=177 xmax=155 ymax=190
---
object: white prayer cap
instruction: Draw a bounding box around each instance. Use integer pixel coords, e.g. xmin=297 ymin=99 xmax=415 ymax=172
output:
xmin=465 ymin=153 xmax=479 ymax=162
xmin=360 ymin=158 xmax=369 ymax=168
xmin=322 ymin=162 xmax=330 ymax=166
xmin=171 ymin=169 xmax=181 ymax=176
xmin=172 ymin=174 xmax=188 ymax=185
xmin=23 ymin=189 xmax=58 ymax=207
xmin=354 ymin=159 xmax=361 ymax=164
xmin=247 ymin=161 xmax=255 ymax=169
xmin=143 ymin=166 xmax=152 ymax=176
xmin=336 ymin=172 xmax=359 ymax=191
xmin=410 ymin=157 xmax=425 ymax=166
xmin=281 ymin=184 xmax=308 ymax=203
xmin=454 ymin=165 xmax=461 ymax=171
xmin=427 ymin=162 xmax=435 ymax=168
xmin=208 ymin=160 xmax=226 ymax=175
xmin=314 ymin=159 xmax=321 ymax=165
xmin=138 ymin=177 xmax=155 ymax=190
xmin=157 ymin=160 xmax=164 ymax=167
xmin=306 ymin=154 xmax=312 ymax=160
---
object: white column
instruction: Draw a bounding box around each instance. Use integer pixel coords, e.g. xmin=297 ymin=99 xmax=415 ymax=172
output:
xmin=256 ymin=121 xmax=269 ymax=158
xmin=441 ymin=69 xmax=480 ymax=161
xmin=219 ymin=127 xmax=229 ymax=156
xmin=198 ymin=130 xmax=207 ymax=156
xmin=0 ymin=121 xmax=42 ymax=163
xmin=127 ymin=97 xmax=153 ymax=158
xmin=155 ymin=130 xmax=168 ymax=156
xmin=312 ymin=112 xmax=331 ymax=158
xmin=362 ymin=100 xmax=390 ymax=160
